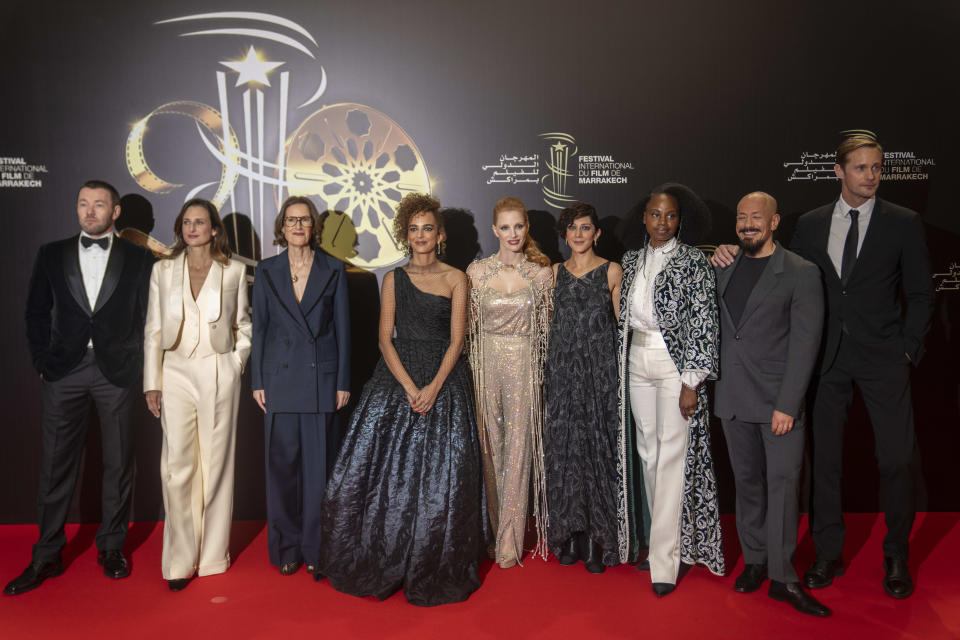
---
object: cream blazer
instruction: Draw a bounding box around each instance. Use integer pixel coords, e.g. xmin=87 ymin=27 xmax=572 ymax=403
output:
xmin=143 ymin=254 xmax=252 ymax=391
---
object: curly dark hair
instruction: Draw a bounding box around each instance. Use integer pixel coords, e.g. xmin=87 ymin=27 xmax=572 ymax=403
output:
xmin=619 ymin=183 xmax=712 ymax=250
xmin=168 ymin=198 xmax=232 ymax=265
xmin=273 ymin=196 xmax=325 ymax=248
xmin=392 ymin=193 xmax=443 ymax=255
xmin=556 ymin=201 xmax=600 ymax=234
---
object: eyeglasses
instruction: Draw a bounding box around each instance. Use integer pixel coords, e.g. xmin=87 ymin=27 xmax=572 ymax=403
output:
xmin=284 ymin=216 xmax=314 ymax=227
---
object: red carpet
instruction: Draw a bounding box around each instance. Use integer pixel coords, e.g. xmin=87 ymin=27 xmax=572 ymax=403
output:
xmin=0 ymin=513 xmax=957 ymax=639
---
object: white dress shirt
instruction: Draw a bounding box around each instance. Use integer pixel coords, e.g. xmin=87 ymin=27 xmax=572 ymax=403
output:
xmin=628 ymin=237 xmax=707 ymax=389
xmin=79 ymin=232 xmax=114 ymax=347
xmin=79 ymin=232 xmax=114 ymax=308
xmin=826 ymin=196 xmax=874 ymax=277
xmin=629 ymin=237 xmax=677 ymax=332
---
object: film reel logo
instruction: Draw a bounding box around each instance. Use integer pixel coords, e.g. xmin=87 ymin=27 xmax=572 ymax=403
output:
xmin=540 ymin=132 xmax=577 ymax=210
xmin=125 ymin=11 xmax=429 ymax=269
xmin=285 ymin=104 xmax=429 ymax=269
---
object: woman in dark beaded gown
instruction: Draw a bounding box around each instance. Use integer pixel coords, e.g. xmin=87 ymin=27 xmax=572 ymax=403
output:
xmin=317 ymin=194 xmax=484 ymax=607
xmin=545 ymin=202 xmax=623 ymax=573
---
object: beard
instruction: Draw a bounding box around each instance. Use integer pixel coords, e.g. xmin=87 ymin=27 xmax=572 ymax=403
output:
xmin=81 ymin=218 xmax=114 ymax=237
xmin=737 ymin=229 xmax=764 ymax=256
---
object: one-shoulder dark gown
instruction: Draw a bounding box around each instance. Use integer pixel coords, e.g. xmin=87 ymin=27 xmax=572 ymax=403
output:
xmin=318 ymin=268 xmax=484 ymax=606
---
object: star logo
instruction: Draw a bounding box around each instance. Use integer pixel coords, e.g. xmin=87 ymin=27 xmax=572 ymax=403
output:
xmin=220 ymin=46 xmax=284 ymax=87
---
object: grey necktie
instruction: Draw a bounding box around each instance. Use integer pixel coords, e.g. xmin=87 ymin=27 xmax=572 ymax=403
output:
xmin=840 ymin=209 xmax=859 ymax=285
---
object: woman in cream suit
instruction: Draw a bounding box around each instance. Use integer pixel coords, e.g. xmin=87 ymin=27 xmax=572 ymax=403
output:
xmin=144 ymin=198 xmax=251 ymax=591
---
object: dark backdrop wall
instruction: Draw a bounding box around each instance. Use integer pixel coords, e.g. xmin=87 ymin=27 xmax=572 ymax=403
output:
xmin=1 ymin=0 xmax=958 ymax=523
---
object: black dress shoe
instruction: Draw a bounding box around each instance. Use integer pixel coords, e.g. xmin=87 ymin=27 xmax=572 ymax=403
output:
xmin=883 ymin=557 xmax=914 ymax=599
xmin=558 ymin=536 xmax=579 ymax=566
xmin=636 ymin=559 xmax=650 ymax=571
xmin=168 ymin=578 xmax=191 ymax=591
xmin=803 ymin=558 xmax=843 ymax=589
xmin=3 ymin=558 xmax=64 ymax=595
xmin=306 ymin=563 xmax=325 ymax=582
xmin=279 ymin=560 xmax=302 ymax=575
xmin=652 ymin=582 xmax=675 ymax=597
xmin=769 ymin=580 xmax=832 ymax=617
xmin=582 ymin=538 xmax=606 ymax=574
xmin=97 ymin=549 xmax=130 ymax=579
xmin=734 ymin=564 xmax=767 ymax=593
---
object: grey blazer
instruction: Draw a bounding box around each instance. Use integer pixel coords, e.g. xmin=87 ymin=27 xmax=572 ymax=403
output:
xmin=713 ymin=242 xmax=824 ymax=422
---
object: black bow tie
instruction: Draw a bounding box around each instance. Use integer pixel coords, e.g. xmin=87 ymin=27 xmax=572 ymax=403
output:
xmin=81 ymin=235 xmax=110 ymax=250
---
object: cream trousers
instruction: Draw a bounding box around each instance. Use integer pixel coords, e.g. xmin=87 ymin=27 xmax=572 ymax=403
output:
xmin=628 ymin=333 xmax=690 ymax=585
xmin=159 ymin=350 xmax=241 ymax=580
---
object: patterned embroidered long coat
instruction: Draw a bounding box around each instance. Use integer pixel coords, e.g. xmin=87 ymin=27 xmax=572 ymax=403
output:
xmin=614 ymin=242 xmax=724 ymax=576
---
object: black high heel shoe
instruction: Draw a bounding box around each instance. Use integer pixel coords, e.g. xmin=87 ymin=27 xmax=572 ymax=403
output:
xmin=279 ymin=560 xmax=302 ymax=575
xmin=558 ymin=536 xmax=579 ymax=566
xmin=168 ymin=577 xmax=191 ymax=591
xmin=583 ymin=538 xmax=606 ymax=574
xmin=307 ymin=562 xmax=325 ymax=582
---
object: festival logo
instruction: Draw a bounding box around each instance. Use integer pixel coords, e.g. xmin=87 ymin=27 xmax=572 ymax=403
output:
xmin=934 ymin=263 xmax=960 ymax=293
xmin=540 ymin=132 xmax=577 ymax=209
xmin=784 ymin=129 xmax=935 ymax=184
xmin=482 ymin=132 xmax=634 ymax=210
xmin=0 ymin=156 xmax=47 ymax=189
xmin=126 ymin=11 xmax=430 ymax=269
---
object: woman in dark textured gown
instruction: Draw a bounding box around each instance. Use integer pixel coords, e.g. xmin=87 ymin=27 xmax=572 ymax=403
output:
xmin=317 ymin=193 xmax=484 ymax=607
xmin=545 ymin=202 xmax=623 ymax=573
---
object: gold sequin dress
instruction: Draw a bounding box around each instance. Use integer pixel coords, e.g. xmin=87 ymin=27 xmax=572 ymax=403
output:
xmin=468 ymin=256 xmax=552 ymax=566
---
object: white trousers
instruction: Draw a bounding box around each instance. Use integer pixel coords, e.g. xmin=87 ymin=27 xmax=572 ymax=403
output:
xmin=159 ymin=351 xmax=241 ymax=580
xmin=628 ymin=335 xmax=690 ymax=585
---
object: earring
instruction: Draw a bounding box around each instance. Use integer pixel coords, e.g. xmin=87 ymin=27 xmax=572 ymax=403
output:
xmin=436 ymin=241 xmax=444 ymax=257
xmin=593 ymin=237 xmax=598 ymax=246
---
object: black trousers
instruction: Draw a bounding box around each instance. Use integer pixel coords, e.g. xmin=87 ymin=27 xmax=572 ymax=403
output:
xmin=265 ymin=412 xmax=332 ymax=567
xmin=722 ymin=417 xmax=805 ymax=583
xmin=810 ymin=335 xmax=916 ymax=562
xmin=33 ymin=349 xmax=136 ymax=563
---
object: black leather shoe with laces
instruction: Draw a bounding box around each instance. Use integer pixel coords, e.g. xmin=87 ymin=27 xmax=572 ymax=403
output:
xmin=734 ymin=564 xmax=767 ymax=593
xmin=882 ymin=557 xmax=914 ymax=599
xmin=3 ymin=558 xmax=64 ymax=595
xmin=769 ymin=580 xmax=832 ymax=617
xmin=97 ymin=550 xmax=130 ymax=579
xmin=803 ymin=558 xmax=843 ymax=589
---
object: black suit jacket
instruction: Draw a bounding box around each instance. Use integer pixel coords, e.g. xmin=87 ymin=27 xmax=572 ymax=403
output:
xmin=791 ymin=198 xmax=933 ymax=373
xmin=714 ymin=243 xmax=824 ymax=422
xmin=25 ymin=235 xmax=155 ymax=386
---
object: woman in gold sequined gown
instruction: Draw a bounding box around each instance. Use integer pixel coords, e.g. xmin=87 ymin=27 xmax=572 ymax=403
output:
xmin=467 ymin=197 xmax=553 ymax=569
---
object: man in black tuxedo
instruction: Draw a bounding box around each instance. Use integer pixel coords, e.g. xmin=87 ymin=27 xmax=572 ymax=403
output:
xmin=4 ymin=180 xmax=155 ymax=595
xmin=712 ymin=136 xmax=934 ymax=599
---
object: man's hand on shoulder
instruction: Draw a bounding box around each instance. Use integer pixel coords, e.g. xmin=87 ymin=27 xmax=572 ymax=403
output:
xmin=711 ymin=244 xmax=739 ymax=267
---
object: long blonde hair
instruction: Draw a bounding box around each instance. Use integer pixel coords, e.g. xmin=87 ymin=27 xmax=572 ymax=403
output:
xmin=492 ymin=197 xmax=550 ymax=267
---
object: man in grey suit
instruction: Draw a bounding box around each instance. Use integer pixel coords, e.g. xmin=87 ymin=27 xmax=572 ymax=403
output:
xmin=714 ymin=192 xmax=829 ymax=616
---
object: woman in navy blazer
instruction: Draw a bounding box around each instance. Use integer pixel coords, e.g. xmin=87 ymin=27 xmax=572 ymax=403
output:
xmin=251 ymin=196 xmax=350 ymax=576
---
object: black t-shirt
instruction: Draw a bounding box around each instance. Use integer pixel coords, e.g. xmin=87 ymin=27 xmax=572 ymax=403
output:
xmin=723 ymin=254 xmax=772 ymax=326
